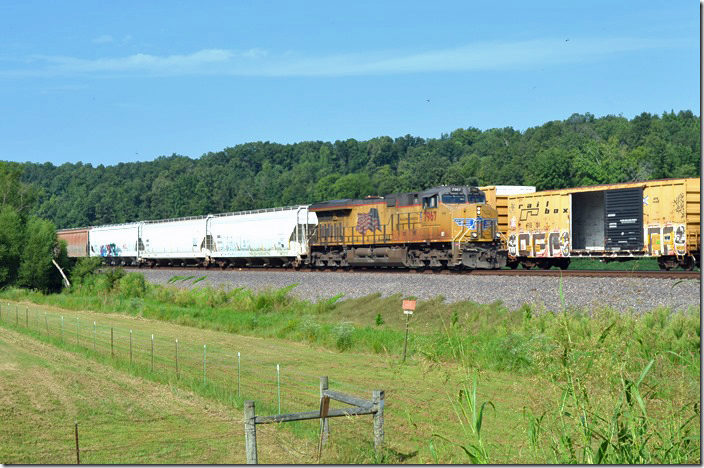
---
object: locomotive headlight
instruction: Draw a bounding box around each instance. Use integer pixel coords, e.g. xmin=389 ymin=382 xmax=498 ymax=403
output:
xmin=495 ymin=232 xmax=501 ymax=239
xmin=476 ymin=206 xmax=481 ymax=215
xmin=470 ymin=232 xmax=478 ymax=238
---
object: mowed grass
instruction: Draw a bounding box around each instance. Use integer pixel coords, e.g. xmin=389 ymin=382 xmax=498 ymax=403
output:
xmin=0 ymin=326 xmax=306 ymax=464
xmin=0 ymin=289 xmax=700 ymax=464
xmin=0 ymin=302 xmax=547 ymax=464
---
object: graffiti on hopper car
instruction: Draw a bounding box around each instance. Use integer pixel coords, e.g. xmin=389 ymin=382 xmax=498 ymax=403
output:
xmin=99 ymin=243 xmax=122 ymax=257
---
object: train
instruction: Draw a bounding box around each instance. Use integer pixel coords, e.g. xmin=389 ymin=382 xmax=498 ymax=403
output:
xmin=57 ymin=178 xmax=701 ymax=271
xmin=58 ymin=185 xmax=506 ymax=270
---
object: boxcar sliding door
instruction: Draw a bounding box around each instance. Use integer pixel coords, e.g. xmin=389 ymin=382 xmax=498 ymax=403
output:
xmin=604 ymin=187 xmax=644 ymax=251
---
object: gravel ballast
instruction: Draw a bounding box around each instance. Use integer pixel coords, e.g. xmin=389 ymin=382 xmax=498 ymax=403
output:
xmin=135 ymin=269 xmax=701 ymax=313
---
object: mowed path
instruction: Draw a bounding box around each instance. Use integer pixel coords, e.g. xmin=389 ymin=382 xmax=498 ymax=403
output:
xmin=0 ymin=300 xmax=544 ymax=463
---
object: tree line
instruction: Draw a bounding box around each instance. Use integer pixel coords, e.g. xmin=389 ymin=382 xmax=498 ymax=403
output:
xmin=6 ymin=110 xmax=702 ymax=231
xmin=0 ymin=164 xmax=68 ymax=292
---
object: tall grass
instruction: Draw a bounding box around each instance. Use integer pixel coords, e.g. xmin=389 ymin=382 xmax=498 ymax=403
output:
xmin=435 ymin=276 xmax=700 ymax=464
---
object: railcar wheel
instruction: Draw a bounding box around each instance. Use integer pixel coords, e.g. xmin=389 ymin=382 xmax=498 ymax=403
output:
xmin=681 ymin=256 xmax=696 ymax=271
xmin=507 ymin=261 xmax=519 ymax=270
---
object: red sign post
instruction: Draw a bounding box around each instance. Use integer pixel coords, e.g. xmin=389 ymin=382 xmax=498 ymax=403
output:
xmin=402 ymin=300 xmax=416 ymax=361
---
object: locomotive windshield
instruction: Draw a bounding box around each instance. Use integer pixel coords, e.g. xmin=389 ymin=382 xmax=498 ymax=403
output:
xmin=468 ymin=193 xmax=485 ymax=203
xmin=441 ymin=194 xmax=466 ymax=204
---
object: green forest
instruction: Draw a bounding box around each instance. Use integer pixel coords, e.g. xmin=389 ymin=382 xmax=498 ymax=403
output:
xmin=4 ymin=110 xmax=701 ymax=230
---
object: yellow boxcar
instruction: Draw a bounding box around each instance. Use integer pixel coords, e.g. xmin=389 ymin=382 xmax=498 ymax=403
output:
xmin=309 ymin=186 xmax=506 ymax=269
xmin=480 ymin=185 xmax=536 ymax=249
xmin=505 ymin=178 xmax=701 ymax=270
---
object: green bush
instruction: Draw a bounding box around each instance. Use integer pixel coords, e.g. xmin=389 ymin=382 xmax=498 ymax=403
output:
xmin=118 ymin=273 xmax=148 ymax=298
xmin=333 ymin=322 xmax=354 ymax=351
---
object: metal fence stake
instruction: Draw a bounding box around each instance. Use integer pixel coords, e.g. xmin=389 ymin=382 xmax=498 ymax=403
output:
xmin=277 ymin=363 xmax=281 ymax=414
xmin=203 ymin=344 xmax=207 ymax=384
xmin=130 ymin=330 xmax=133 ymax=365
xmin=175 ymin=339 xmax=179 ymax=379
xmin=237 ymin=352 xmax=241 ymax=397
xmin=151 ymin=334 xmax=154 ymax=371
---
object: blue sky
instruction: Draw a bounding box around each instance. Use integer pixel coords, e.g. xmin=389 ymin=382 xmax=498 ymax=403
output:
xmin=0 ymin=0 xmax=698 ymax=166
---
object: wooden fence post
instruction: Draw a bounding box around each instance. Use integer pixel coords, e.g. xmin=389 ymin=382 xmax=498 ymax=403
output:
xmin=372 ymin=390 xmax=385 ymax=454
xmin=74 ymin=421 xmax=80 ymax=464
xmin=244 ymin=400 xmax=258 ymax=464
xmin=319 ymin=376 xmax=330 ymax=445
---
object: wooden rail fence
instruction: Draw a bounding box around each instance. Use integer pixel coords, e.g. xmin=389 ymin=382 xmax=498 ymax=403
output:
xmin=243 ymin=376 xmax=384 ymax=464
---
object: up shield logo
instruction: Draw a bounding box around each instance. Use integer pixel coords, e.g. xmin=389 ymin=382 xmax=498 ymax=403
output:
xmin=454 ymin=218 xmax=495 ymax=229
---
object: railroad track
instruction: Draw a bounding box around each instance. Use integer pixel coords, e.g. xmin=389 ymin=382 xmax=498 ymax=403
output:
xmin=118 ymin=265 xmax=701 ymax=280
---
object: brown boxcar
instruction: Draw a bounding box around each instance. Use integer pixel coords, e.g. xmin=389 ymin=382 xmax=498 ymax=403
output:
xmin=57 ymin=228 xmax=90 ymax=257
xmin=505 ymin=178 xmax=700 ymax=270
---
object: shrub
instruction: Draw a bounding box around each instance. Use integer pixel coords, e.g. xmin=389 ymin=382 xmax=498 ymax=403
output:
xmin=118 ymin=273 xmax=148 ymax=298
xmin=333 ymin=322 xmax=355 ymax=351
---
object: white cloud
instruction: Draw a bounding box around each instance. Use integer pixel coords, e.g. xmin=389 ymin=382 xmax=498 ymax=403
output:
xmin=1 ymin=36 xmax=689 ymax=78
xmin=92 ymin=35 xmax=114 ymax=44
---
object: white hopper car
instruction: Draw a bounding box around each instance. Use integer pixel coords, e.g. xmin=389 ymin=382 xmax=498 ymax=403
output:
xmin=87 ymin=206 xmax=318 ymax=268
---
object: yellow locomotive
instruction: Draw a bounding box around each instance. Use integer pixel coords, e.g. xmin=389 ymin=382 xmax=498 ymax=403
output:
xmin=308 ymin=186 xmax=506 ymax=269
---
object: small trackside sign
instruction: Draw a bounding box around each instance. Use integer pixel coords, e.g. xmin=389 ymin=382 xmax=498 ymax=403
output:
xmin=402 ymin=299 xmax=416 ymax=314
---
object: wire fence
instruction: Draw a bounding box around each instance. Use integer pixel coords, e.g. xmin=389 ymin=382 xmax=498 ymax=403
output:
xmin=0 ymin=301 xmax=376 ymax=463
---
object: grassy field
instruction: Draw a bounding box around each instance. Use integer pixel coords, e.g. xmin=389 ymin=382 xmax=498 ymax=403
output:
xmin=0 ymin=272 xmax=700 ymax=464
xmin=0 ymin=326 xmax=305 ymax=464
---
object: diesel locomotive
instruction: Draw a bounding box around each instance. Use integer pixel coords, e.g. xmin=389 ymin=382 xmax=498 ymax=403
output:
xmin=308 ymin=185 xmax=506 ymax=269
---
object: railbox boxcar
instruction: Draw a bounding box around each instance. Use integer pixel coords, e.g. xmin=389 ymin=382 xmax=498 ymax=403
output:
xmin=505 ymin=178 xmax=701 ymax=270
xmin=479 ymin=185 xmax=536 ymax=248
